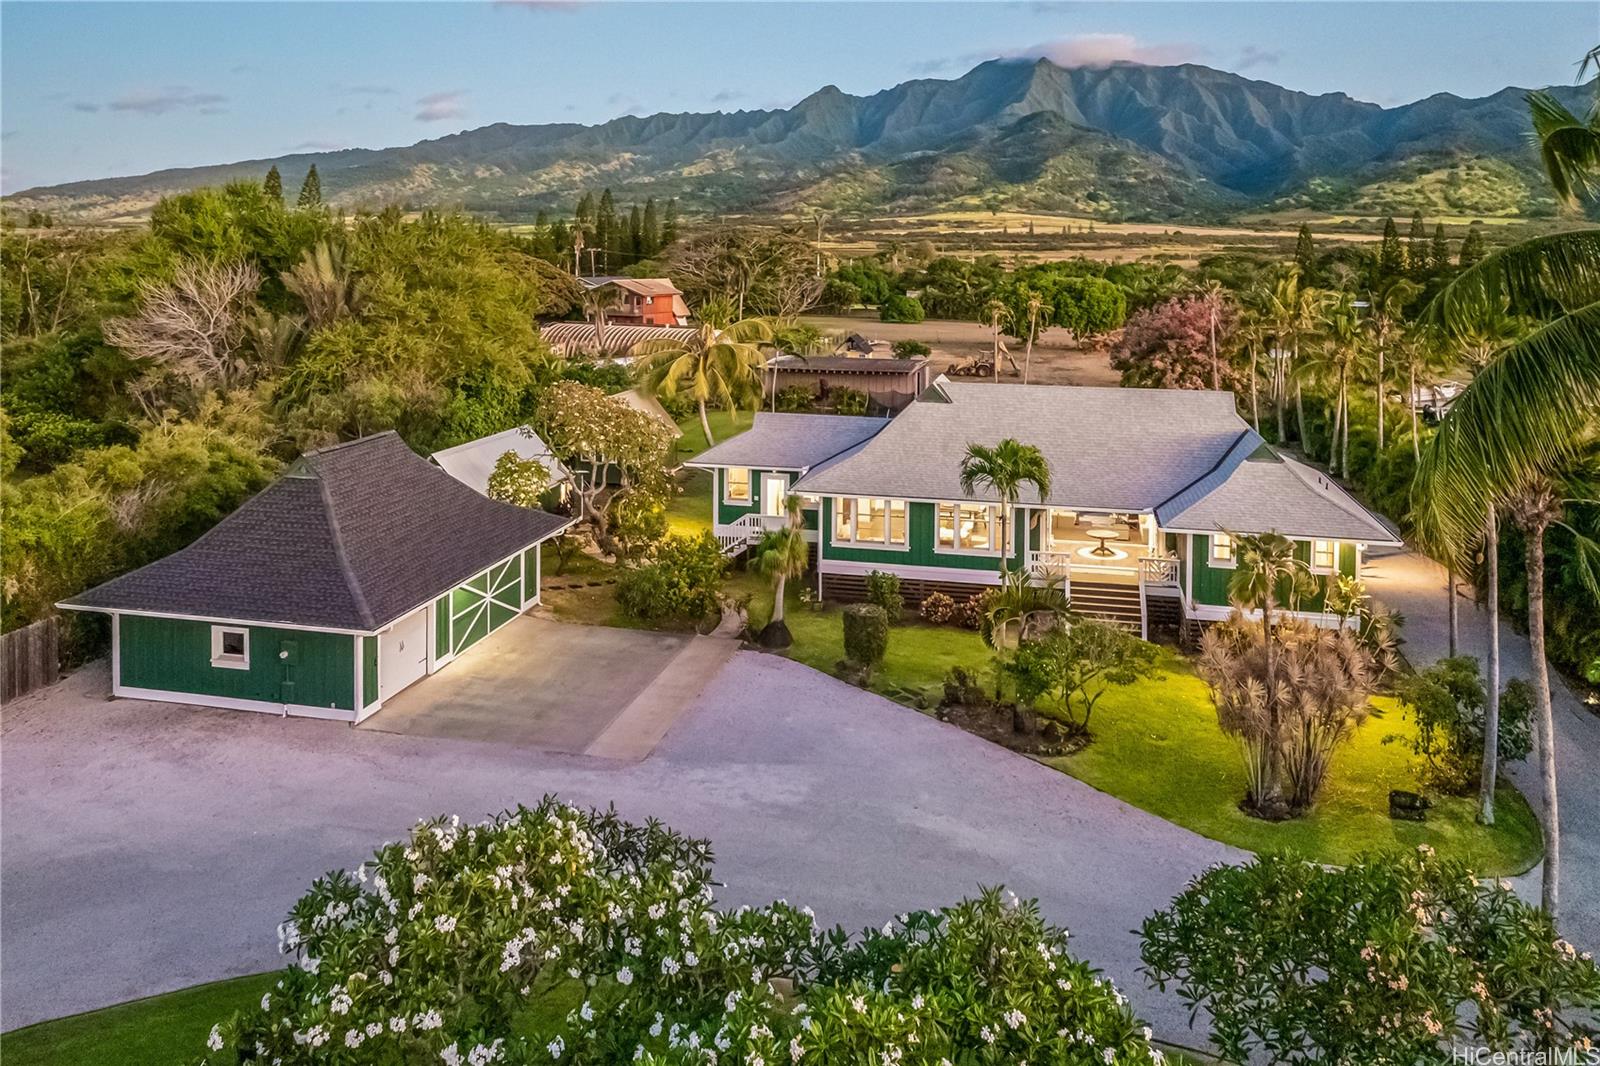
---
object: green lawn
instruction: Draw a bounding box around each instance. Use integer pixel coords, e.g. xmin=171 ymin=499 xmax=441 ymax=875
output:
xmin=1 ymin=973 xmax=276 ymax=1066
xmin=2 ymin=973 xmax=586 ymax=1066
xmin=673 ymin=408 xmax=753 ymax=461
xmin=778 ymin=598 xmax=1542 ymax=875
xmin=665 ymin=467 xmax=715 ymax=538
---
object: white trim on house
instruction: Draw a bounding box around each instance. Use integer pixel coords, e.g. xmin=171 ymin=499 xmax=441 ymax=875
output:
xmin=55 ymin=604 xmax=374 ymax=636
xmin=1159 ymin=524 xmax=1401 ymax=548
xmin=722 ymin=466 xmax=753 ymax=505
xmin=209 ymin=625 xmax=251 ymax=670
xmin=112 ymin=684 xmax=358 ymax=722
xmin=819 ymin=558 xmax=1005 ymax=585
xmin=1182 ymin=602 xmax=1353 ymax=629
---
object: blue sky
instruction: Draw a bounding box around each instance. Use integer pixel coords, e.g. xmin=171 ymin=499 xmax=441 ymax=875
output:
xmin=2 ymin=1 xmax=1594 ymax=192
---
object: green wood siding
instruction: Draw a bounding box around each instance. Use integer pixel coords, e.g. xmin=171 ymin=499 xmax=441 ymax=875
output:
xmin=118 ymin=615 xmax=355 ymax=711
xmin=820 ymin=499 xmax=1024 ymax=571
xmin=1190 ymin=535 xmax=1356 ymax=611
xmin=712 ymin=467 xmax=818 ymax=528
xmin=442 ymin=554 xmax=526 ymax=658
xmin=362 ymin=636 xmax=378 ymax=709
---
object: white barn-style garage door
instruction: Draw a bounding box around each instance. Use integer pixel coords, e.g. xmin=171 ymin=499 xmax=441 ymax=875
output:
xmin=378 ymin=606 xmax=429 ymax=702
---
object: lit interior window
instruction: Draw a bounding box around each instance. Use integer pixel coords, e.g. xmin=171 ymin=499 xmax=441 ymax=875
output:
xmin=1313 ymin=539 xmax=1337 ymax=570
xmin=1211 ymin=533 xmax=1234 ymax=562
xmin=725 ymin=467 xmax=751 ymax=503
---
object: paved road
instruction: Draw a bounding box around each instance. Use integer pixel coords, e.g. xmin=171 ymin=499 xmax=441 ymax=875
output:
xmin=1365 ymin=547 xmax=1600 ymax=951
xmin=0 ymin=653 xmax=1238 ymax=1037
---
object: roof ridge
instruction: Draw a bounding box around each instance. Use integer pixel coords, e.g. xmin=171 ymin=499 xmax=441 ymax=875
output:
xmin=1152 ymin=427 xmax=1260 ymax=514
xmin=314 ymin=470 xmax=377 ymax=630
xmin=302 ymin=431 xmax=402 ymax=462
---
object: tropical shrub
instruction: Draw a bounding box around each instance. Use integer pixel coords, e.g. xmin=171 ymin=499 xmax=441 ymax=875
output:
xmin=841 ymin=603 xmax=889 ymax=669
xmin=194 ymin=800 xmax=1162 ymax=1066
xmin=1006 ymin=620 xmax=1161 ymax=735
xmin=878 ymin=294 xmax=925 ymax=324
xmin=918 ymin=590 xmax=958 ymax=625
xmin=891 ymin=339 xmax=931 ymax=359
xmin=830 ymin=387 xmax=868 ymax=415
xmin=485 ymin=449 xmax=551 ymax=509
xmin=1390 ymin=656 xmax=1533 ymax=795
xmin=1109 ymin=295 xmax=1240 ymax=391
xmin=1141 ymin=849 xmax=1600 ymax=1064
xmin=772 ymin=385 xmax=816 ymax=412
xmin=1197 ymin=611 xmax=1380 ymax=816
xmin=863 ymin=569 xmax=903 ymax=621
xmin=615 ymin=533 xmax=726 ymax=624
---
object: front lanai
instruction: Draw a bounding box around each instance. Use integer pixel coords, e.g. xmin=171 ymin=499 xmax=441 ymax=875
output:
xmin=691 ymin=380 xmax=1400 ymax=635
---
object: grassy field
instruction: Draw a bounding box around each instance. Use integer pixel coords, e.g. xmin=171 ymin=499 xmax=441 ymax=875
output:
xmin=674 ymin=407 xmax=755 ymax=461
xmin=777 ymin=599 xmax=1542 ymax=875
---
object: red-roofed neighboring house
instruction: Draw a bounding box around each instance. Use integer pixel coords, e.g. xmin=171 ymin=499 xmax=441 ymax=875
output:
xmin=579 ymin=276 xmax=690 ymax=326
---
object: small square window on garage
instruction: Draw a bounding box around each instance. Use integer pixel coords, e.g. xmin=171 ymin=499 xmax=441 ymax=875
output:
xmin=210 ymin=626 xmax=250 ymax=670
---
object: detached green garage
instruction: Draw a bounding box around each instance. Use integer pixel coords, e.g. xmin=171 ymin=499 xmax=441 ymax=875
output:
xmin=59 ymin=432 xmax=572 ymax=723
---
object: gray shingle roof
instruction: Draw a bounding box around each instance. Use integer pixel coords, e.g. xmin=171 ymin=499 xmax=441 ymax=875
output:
xmin=1156 ymin=450 xmax=1402 ymax=544
xmin=685 ymin=413 xmax=890 ymax=473
xmin=793 ymin=383 xmax=1249 ymax=510
xmin=61 ymin=433 xmax=571 ymax=631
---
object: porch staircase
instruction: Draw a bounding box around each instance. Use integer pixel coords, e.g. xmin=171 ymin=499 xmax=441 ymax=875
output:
xmin=1068 ymin=580 xmax=1144 ymax=632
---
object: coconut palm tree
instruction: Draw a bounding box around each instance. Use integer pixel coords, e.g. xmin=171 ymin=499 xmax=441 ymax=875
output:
xmin=1235 ymin=294 xmax=1272 ymax=432
xmin=1366 ymin=276 xmax=1422 ymax=451
xmin=1021 ymin=289 xmax=1045 ymax=385
xmin=633 ymin=317 xmax=774 ymax=447
xmin=581 ymin=284 xmax=621 ymax=353
xmin=1413 ymin=57 xmax=1600 ymax=921
xmin=958 ymin=439 xmax=1052 ymax=576
xmin=751 ymin=495 xmax=810 ymax=647
xmin=1305 ymin=294 xmax=1365 ymax=479
xmin=983 ymin=298 xmax=1009 ymax=383
xmin=1192 ymin=278 xmax=1229 ymax=390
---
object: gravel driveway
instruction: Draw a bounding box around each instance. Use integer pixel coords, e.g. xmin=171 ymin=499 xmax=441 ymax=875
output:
xmin=1 ymin=651 xmax=1237 ymax=1039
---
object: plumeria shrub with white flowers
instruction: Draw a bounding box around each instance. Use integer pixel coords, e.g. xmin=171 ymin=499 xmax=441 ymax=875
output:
xmin=1140 ymin=848 xmax=1600 ymax=1064
xmin=194 ymin=798 xmax=1161 ymax=1066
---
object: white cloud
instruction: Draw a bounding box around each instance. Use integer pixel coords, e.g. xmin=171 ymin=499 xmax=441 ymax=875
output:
xmin=416 ymin=90 xmax=468 ymax=122
xmin=1235 ymin=45 xmax=1282 ymax=72
xmin=1003 ymin=33 xmax=1202 ymax=69
xmin=106 ymin=86 xmax=228 ymax=115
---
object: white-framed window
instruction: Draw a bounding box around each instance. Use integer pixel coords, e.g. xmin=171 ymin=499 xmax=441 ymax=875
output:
xmin=937 ymin=502 xmax=998 ymax=553
xmin=210 ymin=626 xmax=250 ymax=670
xmin=1311 ymin=538 xmax=1338 ymax=573
xmin=1210 ymin=533 xmax=1235 ymax=566
xmin=724 ymin=467 xmax=751 ymax=504
xmin=833 ymin=497 xmax=907 ymax=546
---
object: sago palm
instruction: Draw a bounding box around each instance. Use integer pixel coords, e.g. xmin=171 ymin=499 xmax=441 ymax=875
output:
xmin=958 ymin=439 xmax=1052 ymax=576
xmin=633 ymin=318 xmax=774 ymax=446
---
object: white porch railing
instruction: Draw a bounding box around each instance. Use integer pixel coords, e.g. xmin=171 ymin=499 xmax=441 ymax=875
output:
xmin=716 ymin=512 xmax=789 ymax=555
xmin=1139 ymin=555 xmax=1180 ymax=588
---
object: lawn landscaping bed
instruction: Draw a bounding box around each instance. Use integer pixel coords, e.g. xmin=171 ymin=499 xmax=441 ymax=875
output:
xmin=777 ymin=595 xmax=1542 ymax=875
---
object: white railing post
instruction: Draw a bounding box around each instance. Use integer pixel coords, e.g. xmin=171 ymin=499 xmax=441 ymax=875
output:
xmin=1138 ymin=563 xmax=1148 ymax=640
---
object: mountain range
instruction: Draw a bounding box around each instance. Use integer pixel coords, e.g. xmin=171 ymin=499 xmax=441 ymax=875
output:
xmin=10 ymin=59 xmax=1588 ymax=223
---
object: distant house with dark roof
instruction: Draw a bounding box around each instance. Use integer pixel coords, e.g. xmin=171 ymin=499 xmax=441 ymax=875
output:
xmin=578 ymin=276 xmax=690 ymax=326
xmin=59 ymin=433 xmax=573 ymax=722
xmin=765 ymin=354 xmax=931 ymax=414
xmin=689 ymin=379 xmax=1399 ymax=635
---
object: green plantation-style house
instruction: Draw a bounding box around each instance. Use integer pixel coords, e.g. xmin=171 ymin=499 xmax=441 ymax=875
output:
xmin=59 ymin=433 xmax=572 ymax=721
xmin=689 ymin=380 xmax=1401 ymax=636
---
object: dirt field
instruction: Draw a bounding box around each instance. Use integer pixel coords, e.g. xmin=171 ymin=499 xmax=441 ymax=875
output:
xmin=799 ymin=312 xmax=1121 ymax=387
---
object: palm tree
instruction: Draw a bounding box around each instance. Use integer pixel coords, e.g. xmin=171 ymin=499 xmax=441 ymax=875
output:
xmin=1235 ymin=295 xmax=1271 ymax=431
xmin=1529 ymin=46 xmax=1600 ymax=206
xmin=581 ymin=284 xmax=621 ymax=353
xmin=1389 ymin=329 xmax=1447 ymax=463
xmin=1306 ymin=294 xmax=1365 ymax=479
xmin=282 ymin=240 xmax=361 ymax=329
xmin=751 ymin=495 xmax=810 ymax=648
xmin=1193 ymin=278 xmax=1229 ymax=390
xmin=1226 ymin=531 xmax=1317 ymax=806
xmin=958 ymin=439 xmax=1052 ymax=576
xmin=633 ymin=317 xmax=774 ymax=447
xmin=983 ymin=298 xmax=1009 ymax=383
xmin=1414 ymin=57 xmax=1600 ymax=922
xmin=1021 ymin=289 xmax=1044 ymax=385
xmin=1366 ymin=276 xmax=1422 ymax=451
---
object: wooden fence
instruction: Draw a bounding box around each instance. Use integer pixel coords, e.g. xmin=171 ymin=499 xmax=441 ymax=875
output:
xmin=2 ymin=616 xmax=61 ymax=703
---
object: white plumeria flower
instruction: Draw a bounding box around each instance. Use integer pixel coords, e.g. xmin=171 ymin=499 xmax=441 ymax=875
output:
xmin=616 ymin=966 xmax=633 ymax=985
xmin=206 ymin=1025 xmax=224 ymax=1051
